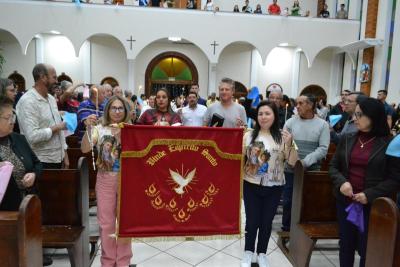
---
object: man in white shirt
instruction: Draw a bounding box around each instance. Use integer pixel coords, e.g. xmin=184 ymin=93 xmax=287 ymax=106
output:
xmin=16 ymin=63 xmax=68 ymax=169
xmin=140 ymin=94 xmax=155 ymax=116
xmin=181 ymin=91 xmax=207 ymax=126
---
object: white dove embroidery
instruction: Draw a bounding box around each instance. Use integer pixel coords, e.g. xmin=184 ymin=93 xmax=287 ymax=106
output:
xmin=169 ymin=168 xmax=196 ymax=195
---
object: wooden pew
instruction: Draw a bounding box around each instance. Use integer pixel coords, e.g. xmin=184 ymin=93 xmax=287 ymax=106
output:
xmin=67 ymin=148 xmax=98 ymax=206
xmin=366 ymin=197 xmax=400 ymax=267
xmin=37 ymin=157 xmax=89 ymax=267
xmin=278 ymin=161 xmax=339 ymax=267
xmin=0 ymin=195 xmax=42 ymax=267
xmin=321 ymin=143 xmax=336 ymax=171
xmin=67 ymin=148 xmax=100 ymax=260
xmin=66 ymin=135 xmax=80 ymax=149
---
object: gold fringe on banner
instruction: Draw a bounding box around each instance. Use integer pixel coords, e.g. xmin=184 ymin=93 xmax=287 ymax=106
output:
xmin=124 ymin=233 xmax=244 ymax=243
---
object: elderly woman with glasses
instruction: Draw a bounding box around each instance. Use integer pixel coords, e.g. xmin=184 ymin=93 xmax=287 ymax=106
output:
xmin=0 ymin=78 xmax=20 ymax=133
xmin=329 ymin=97 xmax=400 ymax=267
xmin=81 ymin=95 xmax=133 ymax=267
xmin=0 ymin=96 xmax=42 ymax=211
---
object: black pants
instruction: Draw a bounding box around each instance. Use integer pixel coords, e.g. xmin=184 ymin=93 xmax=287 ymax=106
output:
xmin=243 ymin=180 xmax=283 ymax=254
xmin=281 ymin=171 xmax=294 ymax=231
xmin=336 ymin=198 xmax=371 ymax=267
xmin=41 ymin=162 xmax=62 ymax=169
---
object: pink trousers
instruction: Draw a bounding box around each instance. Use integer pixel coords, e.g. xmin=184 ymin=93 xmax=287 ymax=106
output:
xmin=96 ymin=171 xmax=133 ymax=267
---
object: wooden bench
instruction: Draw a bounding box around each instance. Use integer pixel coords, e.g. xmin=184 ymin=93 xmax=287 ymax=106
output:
xmin=67 ymin=148 xmax=98 ymax=206
xmin=37 ymin=157 xmax=90 ymax=267
xmin=366 ymin=197 xmax=400 ymax=267
xmin=0 ymin=195 xmax=42 ymax=267
xmin=320 ymin=143 xmax=336 ymax=171
xmin=66 ymin=135 xmax=81 ymax=149
xmin=278 ymin=161 xmax=339 ymax=267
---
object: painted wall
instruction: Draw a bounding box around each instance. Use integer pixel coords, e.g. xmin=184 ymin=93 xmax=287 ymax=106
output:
xmin=255 ymin=47 xmax=296 ymax=97
xmin=90 ymin=36 xmax=128 ymax=89
xmin=388 ymin=0 xmax=400 ymax=104
xmin=298 ymin=48 xmax=334 ymax=103
xmin=217 ymin=43 xmax=252 ymax=90
xmin=0 ymin=30 xmax=35 ymax=89
xmin=41 ymin=34 xmax=86 ymax=84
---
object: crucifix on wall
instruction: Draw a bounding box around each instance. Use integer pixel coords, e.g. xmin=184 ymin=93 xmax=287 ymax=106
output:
xmin=127 ymin=35 xmax=136 ymax=50
xmin=211 ymin=41 xmax=219 ymax=55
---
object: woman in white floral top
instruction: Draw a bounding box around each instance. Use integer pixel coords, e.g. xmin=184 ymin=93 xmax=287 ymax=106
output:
xmin=241 ymin=101 xmax=298 ymax=267
xmin=81 ymin=95 xmax=132 ymax=267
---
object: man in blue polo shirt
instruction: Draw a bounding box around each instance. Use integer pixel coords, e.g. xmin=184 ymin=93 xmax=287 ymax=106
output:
xmin=377 ymin=89 xmax=395 ymax=128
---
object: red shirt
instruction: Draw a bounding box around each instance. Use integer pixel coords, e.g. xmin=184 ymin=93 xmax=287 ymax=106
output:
xmin=348 ymin=132 xmax=375 ymax=194
xmin=268 ymin=4 xmax=281 ymax=15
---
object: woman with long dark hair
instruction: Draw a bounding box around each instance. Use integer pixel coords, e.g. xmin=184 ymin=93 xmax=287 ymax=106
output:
xmin=137 ymin=88 xmax=181 ymax=126
xmin=81 ymin=95 xmax=133 ymax=266
xmin=330 ymin=97 xmax=400 ymax=267
xmin=241 ymin=100 xmax=297 ymax=267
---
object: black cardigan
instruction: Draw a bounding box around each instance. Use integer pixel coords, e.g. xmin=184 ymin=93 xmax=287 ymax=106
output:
xmin=329 ymin=132 xmax=400 ymax=203
xmin=0 ymin=133 xmax=42 ymax=211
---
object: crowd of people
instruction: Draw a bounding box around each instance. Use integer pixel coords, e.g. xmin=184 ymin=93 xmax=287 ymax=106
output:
xmin=69 ymin=0 xmax=349 ymax=19
xmin=1 ymin=63 xmax=400 ymax=267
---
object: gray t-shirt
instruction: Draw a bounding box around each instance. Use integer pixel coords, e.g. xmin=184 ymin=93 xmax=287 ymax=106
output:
xmin=203 ymin=102 xmax=247 ymax=128
xmin=284 ymin=115 xmax=330 ymax=171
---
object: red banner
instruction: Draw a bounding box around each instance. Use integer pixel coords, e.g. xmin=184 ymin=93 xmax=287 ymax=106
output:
xmin=118 ymin=125 xmax=243 ymax=238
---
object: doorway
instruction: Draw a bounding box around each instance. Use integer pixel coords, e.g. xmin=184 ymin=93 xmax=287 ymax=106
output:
xmin=145 ymin=51 xmax=198 ymax=98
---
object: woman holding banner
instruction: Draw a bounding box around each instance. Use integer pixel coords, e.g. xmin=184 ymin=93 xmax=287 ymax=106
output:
xmin=81 ymin=95 xmax=132 ymax=267
xmin=137 ymin=87 xmax=181 ymax=126
xmin=241 ymin=100 xmax=297 ymax=267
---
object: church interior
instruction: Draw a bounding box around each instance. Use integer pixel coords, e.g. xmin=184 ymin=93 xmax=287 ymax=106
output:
xmin=0 ymin=0 xmax=399 ymax=266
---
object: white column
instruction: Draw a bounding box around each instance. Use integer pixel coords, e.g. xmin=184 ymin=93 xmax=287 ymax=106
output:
xmin=355 ymin=0 xmax=369 ymax=92
xmin=329 ymin=53 xmax=344 ymax=103
xmin=290 ymin=49 xmax=301 ymax=98
xmin=387 ymin=0 xmax=400 ymax=103
xmin=249 ymin=49 xmax=258 ymax=88
xmin=370 ymin=0 xmax=393 ymax=97
xmin=342 ymin=53 xmax=356 ymax=91
xmin=35 ymin=35 xmax=44 ymax=64
xmin=348 ymin=0 xmax=362 ymax=20
xmin=81 ymin=40 xmax=91 ymax=84
xmin=208 ymin=62 xmax=217 ymax=95
xmin=127 ymin=59 xmax=135 ymax=94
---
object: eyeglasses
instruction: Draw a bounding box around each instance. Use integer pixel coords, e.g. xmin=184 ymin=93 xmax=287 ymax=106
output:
xmin=344 ymin=99 xmax=356 ymax=104
xmin=110 ymin=107 xmax=125 ymax=113
xmin=354 ymin=111 xmax=364 ymax=119
xmin=0 ymin=113 xmax=16 ymax=124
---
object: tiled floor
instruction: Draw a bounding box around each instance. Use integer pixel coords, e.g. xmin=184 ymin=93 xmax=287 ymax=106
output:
xmin=48 ymin=204 xmax=360 ymax=267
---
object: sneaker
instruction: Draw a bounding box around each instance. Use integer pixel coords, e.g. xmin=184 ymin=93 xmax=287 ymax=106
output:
xmin=241 ymin=250 xmax=253 ymax=267
xmin=257 ymin=253 xmax=270 ymax=267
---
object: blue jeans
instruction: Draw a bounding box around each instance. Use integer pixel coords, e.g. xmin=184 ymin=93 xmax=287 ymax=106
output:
xmin=336 ymin=197 xmax=371 ymax=267
xmin=281 ymin=171 xmax=294 ymax=231
xmin=243 ymin=181 xmax=283 ymax=254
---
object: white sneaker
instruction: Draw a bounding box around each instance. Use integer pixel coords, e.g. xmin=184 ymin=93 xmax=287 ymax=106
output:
xmin=241 ymin=250 xmax=253 ymax=267
xmin=257 ymin=253 xmax=270 ymax=267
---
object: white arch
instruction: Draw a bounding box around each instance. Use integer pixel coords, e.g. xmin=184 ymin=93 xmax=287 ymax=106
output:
xmin=133 ymin=36 xmax=211 ymax=62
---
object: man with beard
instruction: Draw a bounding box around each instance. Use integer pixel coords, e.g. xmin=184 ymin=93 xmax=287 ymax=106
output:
xmin=16 ymin=63 xmax=68 ymax=266
xmin=181 ymin=91 xmax=207 ymax=126
xmin=17 ymin=63 xmax=68 ymax=170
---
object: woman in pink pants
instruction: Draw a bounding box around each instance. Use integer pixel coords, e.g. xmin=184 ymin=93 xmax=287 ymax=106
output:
xmin=82 ymin=95 xmax=132 ymax=267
